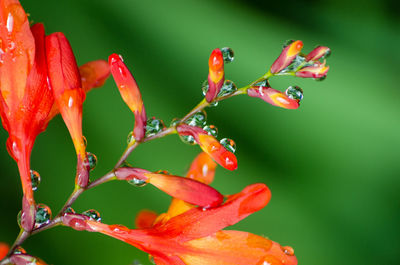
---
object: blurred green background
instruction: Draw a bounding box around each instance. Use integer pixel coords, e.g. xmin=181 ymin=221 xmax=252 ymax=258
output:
xmin=1 ymin=0 xmax=399 ymax=264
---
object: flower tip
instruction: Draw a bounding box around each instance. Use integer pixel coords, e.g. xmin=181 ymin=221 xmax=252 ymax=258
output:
xmin=221 ymin=150 xmax=238 ymax=171
xmin=108 ymin=53 xmax=123 ymax=65
xmin=0 ymin=242 xmax=9 ymax=260
xmin=209 ymin=48 xmax=223 ymax=70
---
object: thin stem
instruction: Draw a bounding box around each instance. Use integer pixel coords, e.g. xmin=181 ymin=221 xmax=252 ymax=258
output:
xmin=7 ymin=230 xmax=29 ymax=255
xmin=114 ymin=141 xmax=139 ymax=169
xmin=31 ymin=217 xmax=62 ymax=235
xmin=87 ymin=171 xmax=116 ymax=189
xmin=57 ymin=188 xmax=84 ymax=217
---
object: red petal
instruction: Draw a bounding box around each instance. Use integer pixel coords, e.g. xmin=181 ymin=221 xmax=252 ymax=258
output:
xmin=270 ymin=40 xmax=303 ymax=73
xmin=80 ymin=59 xmax=110 ymax=93
xmin=154 ymin=183 xmax=271 ymax=242
xmin=206 ymin=48 xmax=224 ymax=102
xmin=186 ymin=152 xmax=217 ymax=184
xmin=0 ymin=242 xmax=9 ymax=260
xmin=135 ymin=210 xmax=158 ymax=229
xmin=146 ymin=173 xmax=224 ymax=208
xmin=248 ymin=86 xmax=299 ymax=110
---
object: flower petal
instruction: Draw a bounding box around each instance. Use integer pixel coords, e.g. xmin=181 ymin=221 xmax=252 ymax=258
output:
xmin=270 ymin=40 xmax=303 ymax=73
xmin=248 ymin=86 xmax=299 ymax=109
xmin=80 ymin=59 xmax=110 ymax=93
xmin=181 ymin=230 xmax=297 ymax=265
xmin=135 ymin=210 xmax=158 ymax=229
xmin=206 ymin=48 xmax=224 ymax=102
xmin=186 ymin=152 xmax=217 ymax=184
xmin=0 ymin=242 xmax=9 ymax=260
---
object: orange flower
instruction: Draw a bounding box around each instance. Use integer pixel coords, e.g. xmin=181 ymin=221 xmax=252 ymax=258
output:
xmin=176 ymin=124 xmax=237 ymax=171
xmin=206 ymin=48 xmax=224 ymax=102
xmin=0 ymin=0 xmax=110 ymax=229
xmin=109 ymin=53 xmax=147 ymax=142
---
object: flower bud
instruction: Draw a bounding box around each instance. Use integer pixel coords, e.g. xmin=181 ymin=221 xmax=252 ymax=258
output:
xmin=247 ymin=86 xmax=299 ymax=109
xmin=109 ymin=53 xmax=147 ymax=141
xmin=296 ymin=61 xmax=329 ymax=78
xmin=270 ymin=40 xmax=303 ymax=73
xmin=206 ymin=48 xmax=224 ymax=102
xmin=306 ymin=46 xmax=330 ymax=61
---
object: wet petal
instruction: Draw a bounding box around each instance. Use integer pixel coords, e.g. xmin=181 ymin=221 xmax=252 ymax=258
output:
xmin=270 ymin=40 xmax=303 ymax=73
xmin=135 ymin=210 xmax=158 ymax=229
xmin=248 ymin=86 xmax=299 ymax=109
xmin=206 ymin=48 xmax=224 ymax=102
xmin=80 ymin=59 xmax=110 ymax=93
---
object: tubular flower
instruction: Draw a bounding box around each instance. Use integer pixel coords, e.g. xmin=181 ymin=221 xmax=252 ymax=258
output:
xmin=295 ymin=61 xmax=329 ymax=79
xmin=247 ymin=86 xmax=299 ymax=109
xmin=0 ymin=243 xmax=8 ymax=260
xmin=305 ymin=46 xmax=330 ymax=61
xmin=0 ymin=0 xmax=53 ymax=231
xmin=70 ymin=183 xmax=296 ymax=265
xmin=109 ymin=53 xmax=147 ymax=142
xmin=176 ymin=124 xmax=237 ymax=171
xmin=46 ymin=32 xmax=89 ymax=188
xmin=270 ymin=40 xmax=303 ymax=74
xmin=206 ymin=48 xmax=224 ymax=103
xmin=114 ymin=167 xmax=224 ymax=208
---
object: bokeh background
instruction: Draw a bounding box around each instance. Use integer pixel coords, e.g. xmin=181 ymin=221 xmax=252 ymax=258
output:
xmin=1 ymin=0 xmax=399 ymax=264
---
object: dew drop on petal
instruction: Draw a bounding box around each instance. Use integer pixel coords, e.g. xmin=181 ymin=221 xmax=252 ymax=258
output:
xmin=285 ymin=86 xmax=303 ymax=101
xmin=315 ymin=75 xmax=327 ymax=81
xmin=17 ymin=211 xmax=22 ymax=228
xmin=220 ymin=138 xmax=236 ymax=153
xmin=64 ymin=207 xmax=75 ymax=214
xmin=87 ymin=152 xmax=98 ymax=170
xmin=218 ymin=80 xmax=237 ymax=97
xmin=203 ymin=125 xmax=218 ymax=137
xmin=82 ymin=209 xmax=101 ymax=222
xmin=127 ymin=131 xmax=135 ymax=145
xmin=170 ymin=118 xmax=181 ymax=127
xmin=128 ymin=178 xmax=147 ymax=187
xmin=82 ymin=136 xmax=88 ymax=148
xmin=146 ymin=117 xmax=165 ymax=137
xmin=180 ymin=135 xmax=196 ymax=145
xmin=30 ymin=170 xmax=41 ymax=192
xmin=155 ymin=170 xmax=172 ymax=175
xmin=201 ymin=80 xmax=209 ymax=97
xmin=35 ymin=204 xmax=52 ymax=228
xmin=221 ymin=47 xmax=234 ymax=63
xmin=186 ymin=111 xmax=207 ymax=127
xmin=281 ymin=245 xmax=295 ymax=256
xmin=282 ymin=39 xmax=295 ymax=48
xmin=13 ymin=246 xmax=26 ymax=254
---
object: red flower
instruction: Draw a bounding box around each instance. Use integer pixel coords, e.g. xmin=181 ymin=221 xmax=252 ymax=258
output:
xmin=206 ymin=48 xmax=224 ymax=102
xmin=295 ymin=61 xmax=329 ymax=79
xmin=0 ymin=0 xmax=110 ymax=229
xmin=109 ymin=53 xmax=147 ymax=142
xmin=247 ymin=86 xmax=299 ymax=109
xmin=63 ymin=153 xmax=297 ymax=265
xmin=176 ymin=124 xmax=237 ymax=171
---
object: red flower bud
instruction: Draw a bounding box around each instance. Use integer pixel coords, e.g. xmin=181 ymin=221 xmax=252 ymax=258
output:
xmin=270 ymin=40 xmax=303 ymax=73
xmin=206 ymin=48 xmax=224 ymax=102
xmin=306 ymin=46 xmax=330 ymax=61
xmin=248 ymin=86 xmax=299 ymax=109
xmin=296 ymin=61 xmax=329 ymax=78
xmin=109 ymin=53 xmax=147 ymax=141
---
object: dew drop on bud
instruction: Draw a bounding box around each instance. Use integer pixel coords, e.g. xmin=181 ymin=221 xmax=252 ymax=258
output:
xmin=30 ymin=170 xmax=41 ymax=192
xmin=170 ymin=118 xmax=181 ymax=127
xmin=82 ymin=209 xmax=101 ymax=222
xmin=315 ymin=75 xmax=327 ymax=81
xmin=281 ymin=246 xmax=295 ymax=256
xmin=128 ymin=178 xmax=148 ymax=187
xmin=218 ymin=80 xmax=237 ymax=97
xmin=285 ymin=86 xmax=303 ymax=101
xmin=220 ymin=138 xmax=236 ymax=153
xmin=146 ymin=117 xmax=166 ymax=137
xmin=65 ymin=207 xmax=75 ymax=214
xmin=155 ymin=170 xmax=172 ymax=175
xmin=221 ymin=47 xmax=234 ymax=63
xmin=17 ymin=210 xmax=22 ymax=228
xmin=179 ymin=135 xmax=196 ymax=145
xmin=127 ymin=131 xmax=135 ymax=145
xmin=201 ymin=80 xmax=209 ymax=97
xmin=283 ymin=39 xmax=295 ymax=48
xmin=203 ymin=125 xmax=218 ymax=137
xmin=82 ymin=136 xmax=88 ymax=148
xmin=254 ymin=79 xmax=270 ymax=88
xmin=13 ymin=246 xmax=26 ymax=254
xmin=35 ymin=204 xmax=52 ymax=228
xmin=186 ymin=111 xmax=207 ymax=127
xmin=87 ymin=152 xmax=98 ymax=170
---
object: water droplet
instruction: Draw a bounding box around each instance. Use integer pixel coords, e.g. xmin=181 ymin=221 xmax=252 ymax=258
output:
xmin=253 ymin=80 xmax=270 ymax=88
xmin=218 ymin=80 xmax=237 ymax=97
xmin=315 ymin=75 xmax=327 ymax=81
xmin=220 ymin=138 xmax=236 ymax=153
xmin=322 ymin=49 xmax=331 ymax=59
xmin=13 ymin=246 xmax=26 ymax=254
xmin=170 ymin=118 xmax=181 ymax=127
xmin=82 ymin=209 xmax=101 ymax=222
xmin=17 ymin=210 xmax=22 ymax=228
xmin=281 ymin=246 xmax=295 ymax=256
xmin=221 ymin=47 xmax=234 ymax=63
xmin=30 ymin=170 xmax=41 ymax=192
xmin=65 ymin=207 xmax=75 ymax=214
xmin=128 ymin=178 xmax=147 ymax=187
xmin=201 ymin=80 xmax=209 ymax=96
xmin=35 ymin=204 xmax=52 ymax=228
xmin=82 ymin=136 xmax=88 ymax=148
xmin=145 ymin=117 xmax=165 ymax=137
xmin=180 ymin=135 xmax=196 ymax=145
xmin=155 ymin=170 xmax=172 ymax=175
xmin=283 ymin=39 xmax=295 ymax=48
xmin=127 ymin=131 xmax=135 ymax=145
xmin=210 ymin=101 xmax=218 ymax=107
xmin=203 ymin=125 xmax=218 ymax=137
xmin=281 ymin=55 xmax=306 ymax=73
xmin=87 ymin=152 xmax=97 ymax=170
xmin=285 ymin=86 xmax=303 ymax=101
xmin=186 ymin=111 xmax=207 ymax=127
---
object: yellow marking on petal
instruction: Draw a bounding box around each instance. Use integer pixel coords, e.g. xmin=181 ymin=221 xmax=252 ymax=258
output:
xmin=287 ymin=40 xmax=303 ymax=57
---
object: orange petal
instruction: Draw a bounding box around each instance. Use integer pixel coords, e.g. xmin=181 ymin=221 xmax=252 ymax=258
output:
xmin=181 ymin=230 xmax=297 ymax=265
xmin=80 ymin=59 xmax=110 ymax=93
xmin=135 ymin=210 xmax=158 ymax=229
xmin=186 ymin=152 xmax=217 ymax=184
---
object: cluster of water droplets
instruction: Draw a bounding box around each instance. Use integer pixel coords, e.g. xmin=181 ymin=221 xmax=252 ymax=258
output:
xmin=145 ymin=117 xmax=166 ymax=137
xmin=179 ymin=111 xmax=208 ymax=145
